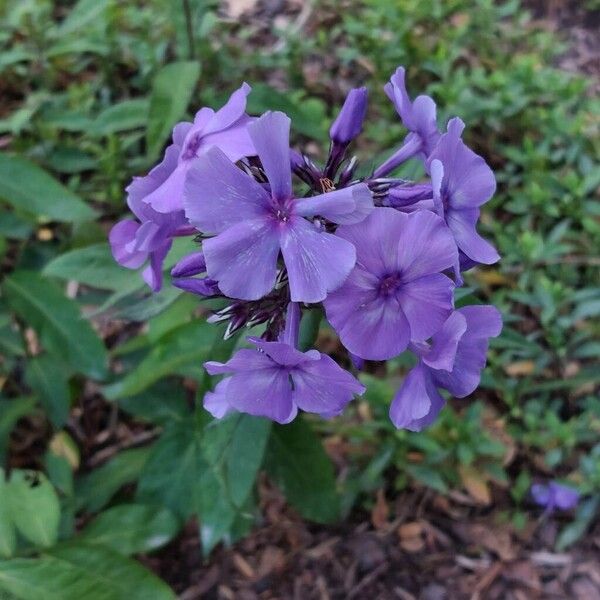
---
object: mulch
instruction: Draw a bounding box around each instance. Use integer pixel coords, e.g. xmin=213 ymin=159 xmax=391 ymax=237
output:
xmin=144 ymin=480 xmax=600 ymax=599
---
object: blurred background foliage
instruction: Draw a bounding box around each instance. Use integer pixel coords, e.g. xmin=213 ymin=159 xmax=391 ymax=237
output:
xmin=0 ymin=0 xmax=598 ymax=597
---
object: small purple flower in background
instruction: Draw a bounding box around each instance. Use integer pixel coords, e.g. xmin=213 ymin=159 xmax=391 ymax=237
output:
xmin=390 ymin=305 xmax=502 ymax=431
xmin=373 ymin=66 xmax=440 ymax=178
xmin=184 ymin=110 xmax=373 ymax=302
xmin=142 ymin=83 xmax=256 ymax=214
xmin=204 ymin=336 xmax=365 ymax=424
xmin=324 ymin=208 xmax=457 ymax=360
xmin=110 ymin=64 xmax=502 ymax=429
xmin=427 ymin=118 xmax=499 ymax=267
xmin=531 ymin=481 xmax=580 ymax=512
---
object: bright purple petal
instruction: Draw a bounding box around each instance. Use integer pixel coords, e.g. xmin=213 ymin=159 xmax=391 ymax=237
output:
xmin=204 ymin=348 xmax=274 ymax=375
xmin=422 ymin=311 xmax=467 ymax=371
xmin=458 ymin=305 xmax=503 ymax=339
xmin=280 ymin=217 xmax=356 ymax=303
xmin=204 ymin=378 xmax=235 ymax=419
xmin=389 ymin=364 xmax=444 ymax=431
xmin=202 ymin=83 xmax=251 ymax=134
xmin=249 ymin=337 xmax=319 ymax=367
xmin=336 ymin=208 xmax=407 ymax=277
xmin=142 ymin=241 xmax=172 ymax=292
xmin=109 ymin=220 xmax=146 ymax=269
xmin=325 ymin=268 xmax=411 ymax=360
xmin=200 ymin=116 xmax=256 ymax=162
xmin=184 ymin=147 xmax=271 ymax=234
xmin=396 ymin=273 xmax=454 ymax=342
xmin=248 ymin=111 xmax=293 ymax=202
xmin=171 ymin=251 xmax=206 ymax=278
xmin=291 ymin=354 xmax=364 ymax=416
xmin=395 ymin=210 xmax=458 ymax=280
xmin=294 ymin=183 xmax=373 ymax=225
xmin=202 ymin=218 xmax=280 ymax=300
xmin=226 ymin=367 xmax=295 ymax=424
xmin=172 ymin=277 xmax=219 ymax=297
xmin=447 ymin=208 xmax=500 ymax=265
xmin=551 ymin=483 xmax=580 ymax=510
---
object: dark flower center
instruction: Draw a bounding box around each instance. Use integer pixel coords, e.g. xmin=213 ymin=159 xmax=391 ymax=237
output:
xmin=379 ymin=273 xmax=401 ymax=296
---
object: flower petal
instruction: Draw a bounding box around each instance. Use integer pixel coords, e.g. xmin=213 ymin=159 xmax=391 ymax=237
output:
xmin=248 ymin=337 xmax=318 ymax=367
xmin=204 ymin=377 xmax=235 ymax=419
xmin=204 ymin=348 xmax=274 ymax=375
xmin=389 ymin=364 xmax=445 ymax=431
xmin=325 ymin=269 xmax=411 ymax=360
xmin=184 ymin=147 xmax=271 ymax=234
xmin=396 ymin=273 xmax=454 ymax=342
xmin=291 ymin=354 xmax=364 ymax=416
xmin=109 ymin=220 xmax=147 ymax=269
xmin=335 ymin=208 xmax=407 ymax=277
xmin=142 ymin=241 xmax=172 ymax=292
xmin=294 ymin=183 xmax=373 ymax=225
xmin=226 ymin=367 xmax=295 ymax=424
xmin=422 ymin=311 xmax=467 ymax=371
xmin=447 ymin=208 xmax=500 ymax=265
xmin=202 ymin=218 xmax=280 ymax=300
xmin=280 ymin=216 xmax=356 ymax=303
xmin=202 ymin=82 xmax=251 ymax=135
xmin=248 ymin=111 xmax=293 ymax=202
xmin=395 ymin=210 xmax=457 ymax=280
xmin=201 ymin=116 xmax=256 ymax=162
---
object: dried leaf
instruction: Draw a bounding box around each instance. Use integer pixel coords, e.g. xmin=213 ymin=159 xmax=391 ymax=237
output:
xmin=459 ymin=466 xmax=492 ymax=505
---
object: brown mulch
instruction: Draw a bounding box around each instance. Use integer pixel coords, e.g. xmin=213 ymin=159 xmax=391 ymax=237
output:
xmin=144 ymin=481 xmax=600 ymax=600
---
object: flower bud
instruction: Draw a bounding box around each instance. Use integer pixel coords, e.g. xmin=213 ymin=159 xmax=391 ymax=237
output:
xmin=329 ymin=87 xmax=368 ymax=145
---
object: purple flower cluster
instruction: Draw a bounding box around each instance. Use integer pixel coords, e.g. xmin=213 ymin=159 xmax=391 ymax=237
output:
xmin=110 ymin=67 xmax=502 ymax=428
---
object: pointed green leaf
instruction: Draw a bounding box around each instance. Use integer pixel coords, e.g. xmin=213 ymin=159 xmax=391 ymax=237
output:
xmin=0 ymin=155 xmax=95 ymax=223
xmin=78 ymin=504 xmax=179 ymax=555
xmin=6 ymin=470 xmax=60 ymax=548
xmin=25 ymin=355 xmax=70 ymax=427
xmin=0 ymin=470 xmax=16 ymax=558
xmin=266 ymin=418 xmax=339 ymax=523
xmin=0 ymin=544 xmax=175 ymax=600
xmin=3 ymin=272 xmax=108 ymax=380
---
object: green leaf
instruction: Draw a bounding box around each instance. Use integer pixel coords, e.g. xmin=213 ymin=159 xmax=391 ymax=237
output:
xmin=266 ymin=418 xmax=339 ymax=523
xmin=136 ymin=423 xmax=198 ymax=519
xmin=0 ymin=398 xmax=36 ymax=467
xmin=103 ymin=320 xmax=216 ymax=399
xmin=146 ymin=61 xmax=201 ymax=159
xmin=0 ymin=470 xmax=16 ymax=558
xmin=6 ymin=470 xmax=60 ymax=548
xmin=246 ymin=84 xmax=327 ymax=140
xmin=3 ymin=272 xmax=108 ymax=380
xmin=78 ymin=504 xmax=179 ymax=555
xmin=0 ymin=544 xmax=175 ymax=600
xmin=74 ymin=447 xmax=151 ymax=513
xmin=0 ymin=155 xmax=95 ymax=223
xmin=115 ymin=382 xmax=189 ymax=425
xmin=57 ymin=0 xmax=111 ymax=36
xmin=227 ymin=416 xmax=271 ymax=508
xmin=24 ymin=355 xmax=70 ymax=427
xmin=43 ymin=244 xmax=134 ymax=291
xmin=91 ymin=99 xmax=149 ymax=137
xmin=556 ymin=496 xmax=599 ymax=551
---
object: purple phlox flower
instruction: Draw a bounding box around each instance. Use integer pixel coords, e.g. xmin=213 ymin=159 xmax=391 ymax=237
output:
xmin=170 ymin=250 xmax=220 ymax=297
xmin=324 ymin=207 xmax=458 ymax=361
xmin=531 ymin=481 xmax=580 ymax=512
xmin=142 ymin=83 xmax=256 ymax=214
xmin=427 ymin=117 xmax=500 ymax=267
xmin=389 ymin=305 xmax=502 ymax=430
xmin=184 ymin=110 xmax=374 ymax=303
xmin=109 ymin=148 xmax=189 ymax=291
xmin=373 ymin=67 xmax=440 ymax=178
xmin=203 ymin=336 xmax=365 ymax=424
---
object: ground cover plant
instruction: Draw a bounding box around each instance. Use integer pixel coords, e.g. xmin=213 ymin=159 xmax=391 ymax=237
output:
xmin=0 ymin=0 xmax=598 ymax=597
